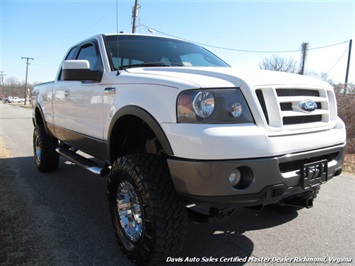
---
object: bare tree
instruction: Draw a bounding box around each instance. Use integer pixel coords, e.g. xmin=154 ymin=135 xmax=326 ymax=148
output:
xmin=335 ymin=83 xmax=355 ymax=153
xmin=5 ymin=76 xmax=22 ymax=87
xmin=259 ymin=55 xmax=299 ymax=73
xmin=259 ymin=55 xmax=334 ymax=85
xmin=4 ymin=76 xmax=25 ymax=97
xmin=306 ymin=71 xmax=334 ymax=84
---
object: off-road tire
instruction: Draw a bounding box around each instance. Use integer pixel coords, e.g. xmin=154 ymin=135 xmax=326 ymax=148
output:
xmin=33 ymin=125 xmax=59 ymax=172
xmin=108 ymin=153 xmax=187 ymax=265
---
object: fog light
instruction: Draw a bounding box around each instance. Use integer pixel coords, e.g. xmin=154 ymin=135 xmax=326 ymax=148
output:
xmin=230 ymin=102 xmax=242 ymax=118
xmin=229 ymin=169 xmax=241 ymax=187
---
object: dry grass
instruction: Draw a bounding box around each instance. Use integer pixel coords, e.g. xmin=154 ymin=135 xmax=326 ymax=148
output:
xmin=343 ymin=154 xmax=355 ymax=175
xmin=0 ymin=138 xmax=12 ymax=158
xmin=336 ymin=88 xmax=355 ymax=153
xmin=334 ymin=87 xmax=354 ymax=175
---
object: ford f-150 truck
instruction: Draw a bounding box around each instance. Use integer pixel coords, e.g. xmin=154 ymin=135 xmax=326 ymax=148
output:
xmin=32 ymin=33 xmax=346 ymax=265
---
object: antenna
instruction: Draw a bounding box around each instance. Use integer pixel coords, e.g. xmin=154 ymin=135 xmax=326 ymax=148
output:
xmin=116 ymin=0 xmax=119 ymax=35
xmin=116 ymin=0 xmax=120 ymax=74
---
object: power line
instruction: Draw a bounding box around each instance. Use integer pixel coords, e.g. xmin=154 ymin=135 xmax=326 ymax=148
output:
xmin=139 ymin=23 xmax=348 ymax=54
xmin=38 ymin=7 xmax=115 ymax=60
xmin=326 ymin=46 xmax=349 ymax=76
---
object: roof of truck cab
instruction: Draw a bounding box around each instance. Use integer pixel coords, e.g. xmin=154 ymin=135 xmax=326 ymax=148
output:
xmin=102 ymin=33 xmax=183 ymax=41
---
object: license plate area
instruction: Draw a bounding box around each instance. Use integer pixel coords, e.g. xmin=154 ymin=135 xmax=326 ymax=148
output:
xmin=302 ymin=160 xmax=328 ymax=189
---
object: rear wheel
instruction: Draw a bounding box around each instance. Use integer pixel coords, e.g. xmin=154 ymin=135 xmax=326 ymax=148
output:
xmin=108 ymin=153 xmax=187 ymax=265
xmin=33 ymin=125 xmax=59 ymax=172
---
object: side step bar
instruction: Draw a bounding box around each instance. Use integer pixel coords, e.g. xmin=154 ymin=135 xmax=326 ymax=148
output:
xmin=56 ymin=147 xmax=110 ymax=176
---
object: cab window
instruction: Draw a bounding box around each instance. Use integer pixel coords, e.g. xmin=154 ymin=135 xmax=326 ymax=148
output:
xmin=77 ymin=44 xmax=103 ymax=71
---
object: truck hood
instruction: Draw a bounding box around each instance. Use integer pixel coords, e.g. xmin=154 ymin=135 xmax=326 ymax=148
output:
xmin=124 ymin=67 xmax=331 ymax=89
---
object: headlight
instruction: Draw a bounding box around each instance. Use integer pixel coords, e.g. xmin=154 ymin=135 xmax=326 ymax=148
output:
xmin=177 ymin=88 xmax=254 ymax=124
xmin=192 ymin=91 xmax=215 ymax=118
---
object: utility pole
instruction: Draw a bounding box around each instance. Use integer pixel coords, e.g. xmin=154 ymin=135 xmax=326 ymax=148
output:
xmin=132 ymin=0 xmax=139 ymax=33
xmin=0 ymin=71 xmax=6 ymax=98
xmin=21 ymin=57 xmax=34 ymax=105
xmin=344 ymin=39 xmax=352 ymax=91
xmin=299 ymin=42 xmax=309 ymax=75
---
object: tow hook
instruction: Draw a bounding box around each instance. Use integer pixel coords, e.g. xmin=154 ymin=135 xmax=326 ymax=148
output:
xmin=187 ymin=206 xmax=236 ymax=222
xmin=281 ymin=190 xmax=316 ymax=209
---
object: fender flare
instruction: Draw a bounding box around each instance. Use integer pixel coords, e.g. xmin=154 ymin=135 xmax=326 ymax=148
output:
xmin=32 ymin=104 xmax=53 ymax=136
xmin=32 ymin=104 xmax=45 ymax=126
xmin=108 ymin=106 xmax=174 ymax=160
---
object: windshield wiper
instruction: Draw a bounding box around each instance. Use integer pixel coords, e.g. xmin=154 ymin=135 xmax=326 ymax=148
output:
xmin=118 ymin=62 xmax=184 ymax=71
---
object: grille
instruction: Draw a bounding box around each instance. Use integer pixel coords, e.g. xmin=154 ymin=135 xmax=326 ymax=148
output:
xmin=255 ymin=87 xmax=333 ymax=129
xmin=255 ymin=90 xmax=269 ymax=124
xmin=276 ymin=89 xmax=320 ymax=97
xmin=280 ymin=102 xmax=292 ymax=111
xmin=280 ymin=102 xmax=322 ymax=111
xmin=283 ymin=115 xmax=322 ymax=125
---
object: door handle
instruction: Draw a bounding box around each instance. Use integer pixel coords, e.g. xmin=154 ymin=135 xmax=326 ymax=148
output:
xmin=104 ymin=87 xmax=116 ymax=94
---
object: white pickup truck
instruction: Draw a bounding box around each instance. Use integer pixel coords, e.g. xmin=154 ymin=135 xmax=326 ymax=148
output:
xmin=4 ymin=96 xmax=25 ymax=103
xmin=32 ymin=33 xmax=346 ymax=265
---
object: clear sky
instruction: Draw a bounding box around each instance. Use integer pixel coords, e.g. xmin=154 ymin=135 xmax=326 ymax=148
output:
xmin=1 ymin=0 xmax=354 ymax=84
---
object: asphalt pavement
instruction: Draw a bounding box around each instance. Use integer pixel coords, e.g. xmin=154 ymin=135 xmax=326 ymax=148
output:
xmin=0 ymin=102 xmax=354 ymax=266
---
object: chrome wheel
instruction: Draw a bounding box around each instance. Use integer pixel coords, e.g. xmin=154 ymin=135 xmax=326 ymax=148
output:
xmin=34 ymin=134 xmax=41 ymax=163
xmin=116 ymin=180 xmax=143 ymax=242
xmin=32 ymin=125 xmax=59 ymax=172
xmin=108 ymin=154 xmax=187 ymax=265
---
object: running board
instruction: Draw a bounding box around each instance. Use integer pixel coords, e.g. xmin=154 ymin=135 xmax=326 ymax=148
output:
xmin=56 ymin=147 xmax=110 ymax=176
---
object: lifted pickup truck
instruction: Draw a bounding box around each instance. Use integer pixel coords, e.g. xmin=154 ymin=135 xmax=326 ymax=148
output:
xmin=32 ymin=33 xmax=346 ymax=265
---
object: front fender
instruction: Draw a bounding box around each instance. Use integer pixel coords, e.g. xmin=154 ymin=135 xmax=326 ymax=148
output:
xmin=108 ymin=106 xmax=174 ymax=161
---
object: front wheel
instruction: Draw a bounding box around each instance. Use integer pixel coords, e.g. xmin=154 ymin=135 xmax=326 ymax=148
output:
xmin=108 ymin=154 xmax=187 ymax=265
xmin=33 ymin=125 xmax=59 ymax=172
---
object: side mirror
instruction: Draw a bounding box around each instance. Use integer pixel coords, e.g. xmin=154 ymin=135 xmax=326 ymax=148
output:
xmin=61 ymin=60 xmax=102 ymax=81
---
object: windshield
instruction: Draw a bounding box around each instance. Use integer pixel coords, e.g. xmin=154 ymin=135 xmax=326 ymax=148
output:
xmin=104 ymin=35 xmax=229 ymax=70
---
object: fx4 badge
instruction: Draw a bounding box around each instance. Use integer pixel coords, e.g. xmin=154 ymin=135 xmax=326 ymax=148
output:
xmin=299 ymin=99 xmax=317 ymax=112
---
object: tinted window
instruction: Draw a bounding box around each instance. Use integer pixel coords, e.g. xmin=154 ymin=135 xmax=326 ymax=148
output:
xmin=58 ymin=47 xmax=78 ymax=80
xmin=77 ymin=44 xmax=102 ymax=71
xmin=65 ymin=47 xmax=77 ymax=60
xmin=104 ymin=35 xmax=229 ymax=70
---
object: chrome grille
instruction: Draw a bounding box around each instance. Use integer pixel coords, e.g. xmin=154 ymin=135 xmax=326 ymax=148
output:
xmin=255 ymin=87 xmax=335 ymax=130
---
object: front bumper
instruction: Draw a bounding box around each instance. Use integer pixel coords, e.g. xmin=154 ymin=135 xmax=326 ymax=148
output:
xmin=167 ymin=143 xmax=345 ymax=207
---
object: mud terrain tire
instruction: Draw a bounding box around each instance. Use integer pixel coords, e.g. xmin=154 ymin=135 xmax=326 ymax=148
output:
xmin=33 ymin=125 xmax=59 ymax=172
xmin=108 ymin=153 xmax=187 ymax=265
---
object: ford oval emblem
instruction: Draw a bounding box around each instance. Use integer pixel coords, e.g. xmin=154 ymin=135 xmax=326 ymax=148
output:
xmin=299 ymin=99 xmax=317 ymax=112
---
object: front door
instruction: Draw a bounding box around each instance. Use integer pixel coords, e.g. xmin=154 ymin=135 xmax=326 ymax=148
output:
xmin=53 ymin=40 xmax=104 ymax=141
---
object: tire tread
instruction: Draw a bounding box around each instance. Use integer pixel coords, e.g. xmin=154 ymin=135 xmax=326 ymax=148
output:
xmin=108 ymin=153 xmax=187 ymax=265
